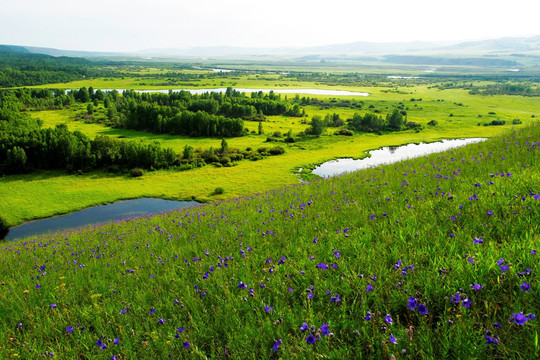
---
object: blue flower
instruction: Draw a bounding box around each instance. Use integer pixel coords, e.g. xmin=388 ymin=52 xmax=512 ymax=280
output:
xmin=366 ymin=284 xmax=373 ymax=292
xmin=299 ymin=323 xmax=309 ymax=331
xmin=384 ymin=314 xmax=393 ymax=324
xmin=485 ymin=335 xmax=499 ymax=345
xmin=520 ymin=282 xmax=530 ymax=292
xmin=364 ymin=312 xmax=372 ymax=321
xmin=96 ymin=339 xmax=107 ymax=350
xmin=471 ymin=283 xmax=484 ymax=291
xmin=272 ymin=338 xmax=282 ymax=352
xmin=462 ymin=298 xmax=471 ymax=308
xmin=417 ymin=304 xmax=429 ymax=316
xmin=473 ymin=237 xmax=483 ymax=244
xmin=389 ymin=334 xmax=398 ymax=344
xmin=512 ymin=312 xmax=534 ymax=326
xmin=183 ymin=341 xmax=190 ymax=349
xmin=320 ymin=323 xmax=330 ymax=336
xmin=407 ymin=297 xmax=417 ymax=311
xmin=306 ymin=334 xmax=317 ymax=345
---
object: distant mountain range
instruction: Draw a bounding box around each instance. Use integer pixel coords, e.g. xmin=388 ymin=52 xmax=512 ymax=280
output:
xmin=2 ymin=36 xmax=540 ymax=66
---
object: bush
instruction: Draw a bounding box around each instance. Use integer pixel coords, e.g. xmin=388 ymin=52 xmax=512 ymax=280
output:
xmin=484 ymin=120 xmax=506 ymax=126
xmin=213 ymin=187 xmax=224 ymax=195
xmin=512 ymin=119 xmax=522 ymax=125
xmin=334 ymin=129 xmax=354 ymax=136
xmin=406 ymin=121 xmax=422 ymax=129
xmin=269 ymin=146 xmax=285 ymax=155
xmin=257 ymin=147 xmax=267 ymax=154
xmin=130 ymin=168 xmax=144 ymax=177
xmin=272 ymin=131 xmax=282 ymax=138
xmin=427 ymin=120 xmax=438 ymax=126
xmin=0 ymin=217 xmax=9 ymax=240
xmin=284 ymin=137 xmax=295 ymax=143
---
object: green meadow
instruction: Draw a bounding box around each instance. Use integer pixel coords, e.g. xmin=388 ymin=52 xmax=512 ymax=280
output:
xmin=1 ymin=78 xmax=538 ymax=227
xmin=0 ymin=123 xmax=538 ymax=358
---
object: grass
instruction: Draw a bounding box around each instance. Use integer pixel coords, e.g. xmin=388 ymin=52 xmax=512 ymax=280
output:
xmin=1 ymin=80 xmax=537 ymax=226
xmin=0 ymin=123 xmax=538 ymax=359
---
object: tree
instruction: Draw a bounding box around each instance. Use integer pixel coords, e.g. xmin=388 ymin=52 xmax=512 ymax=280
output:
xmin=6 ymin=146 xmax=27 ymax=173
xmin=0 ymin=216 xmax=9 ymax=240
xmin=258 ymin=121 xmax=264 ymax=135
xmin=307 ymin=115 xmax=325 ymax=136
xmin=387 ymin=109 xmax=404 ymax=130
xmin=221 ymin=139 xmax=228 ymax=153
xmin=183 ymin=145 xmax=194 ymax=160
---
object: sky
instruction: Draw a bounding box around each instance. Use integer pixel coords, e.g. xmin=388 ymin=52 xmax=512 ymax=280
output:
xmin=1 ymin=0 xmax=539 ymax=52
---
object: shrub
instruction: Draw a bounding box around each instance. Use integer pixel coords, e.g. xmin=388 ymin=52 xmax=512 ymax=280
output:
xmin=130 ymin=168 xmax=144 ymax=177
xmin=406 ymin=121 xmax=422 ymax=129
xmin=284 ymin=137 xmax=295 ymax=143
xmin=213 ymin=187 xmax=224 ymax=195
xmin=486 ymin=120 xmax=506 ymax=126
xmin=427 ymin=120 xmax=438 ymax=126
xmin=272 ymin=131 xmax=282 ymax=138
xmin=0 ymin=217 xmax=9 ymax=240
xmin=257 ymin=147 xmax=267 ymax=154
xmin=512 ymin=119 xmax=522 ymax=125
xmin=269 ymin=146 xmax=285 ymax=155
xmin=334 ymin=129 xmax=354 ymax=136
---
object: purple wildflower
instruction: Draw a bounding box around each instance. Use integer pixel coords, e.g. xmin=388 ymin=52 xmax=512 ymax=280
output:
xmin=462 ymin=298 xmax=472 ymax=308
xmin=272 ymin=338 xmax=282 ymax=352
xmin=183 ymin=341 xmax=190 ymax=348
xmin=485 ymin=335 xmax=499 ymax=345
xmin=520 ymin=282 xmax=530 ymax=292
xmin=306 ymin=334 xmax=317 ymax=345
xmin=417 ymin=304 xmax=429 ymax=316
xmin=364 ymin=312 xmax=372 ymax=321
xmin=473 ymin=237 xmax=483 ymax=244
xmin=512 ymin=312 xmax=530 ymax=326
xmin=66 ymin=326 xmax=73 ymax=333
xmin=471 ymin=283 xmax=484 ymax=291
xmin=320 ymin=323 xmax=330 ymax=336
xmin=407 ymin=297 xmax=417 ymax=311
xmin=384 ymin=314 xmax=393 ymax=324
xmin=389 ymin=334 xmax=398 ymax=344
xmin=366 ymin=284 xmax=373 ymax=292
xmin=299 ymin=323 xmax=309 ymax=331
xmin=96 ymin=339 xmax=107 ymax=350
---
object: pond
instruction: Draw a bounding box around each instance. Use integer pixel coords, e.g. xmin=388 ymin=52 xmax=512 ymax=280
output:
xmin=5 ymin=198 xmax=198 ymax=241
xmin=89 ymin=88 xmax=370 ymax=96
xmin=312 ymin=138 xmax=487 ymax=177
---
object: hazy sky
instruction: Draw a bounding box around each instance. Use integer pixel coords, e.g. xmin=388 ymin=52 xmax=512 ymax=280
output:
xmin=1 ymin=0 xmax=539 ymax=52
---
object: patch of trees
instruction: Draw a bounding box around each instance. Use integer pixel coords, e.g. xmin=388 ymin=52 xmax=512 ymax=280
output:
xmin=0 ymin=121 xmax=178 ymax=174
xmin=469 ymin=83 xmax=540 ymax=96
xmin=0 ymin=53 xmax=120 ymax=87
xmin=348 ymin=109 xmax=405 ymax=133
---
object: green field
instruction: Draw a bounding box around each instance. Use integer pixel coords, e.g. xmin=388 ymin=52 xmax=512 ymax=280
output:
xmin=1 ymin=77 xmax=538 ymax=227
xmin=1 ymin=123 xmax=538 ymax=358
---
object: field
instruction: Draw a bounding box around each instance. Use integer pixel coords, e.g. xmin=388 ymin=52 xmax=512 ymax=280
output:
xmin=0 ymin=123 xmax=538 ymax=358
xmin=1 ymin=74 xmax=538 ymax=227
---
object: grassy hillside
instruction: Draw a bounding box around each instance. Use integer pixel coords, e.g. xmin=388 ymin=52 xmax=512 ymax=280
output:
xmin=0 ymin=123 xmax=538 ymax=359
